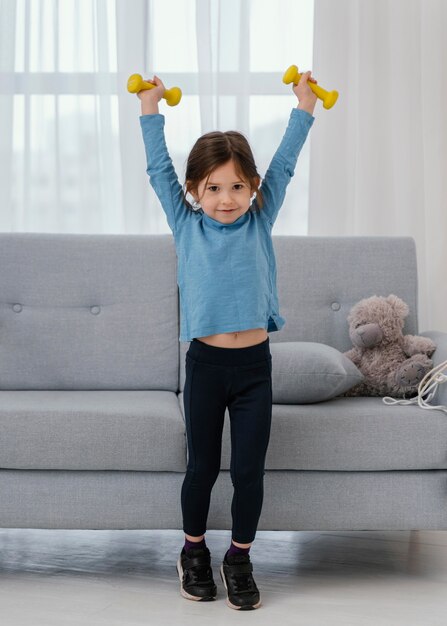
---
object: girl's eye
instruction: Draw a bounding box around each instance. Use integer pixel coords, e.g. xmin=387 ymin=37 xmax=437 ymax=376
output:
xmin=207 ymin=184 xmax=244 ymax=191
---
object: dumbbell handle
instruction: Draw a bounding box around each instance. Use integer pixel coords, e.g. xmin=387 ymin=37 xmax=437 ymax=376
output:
xmin=283 ymin=65 xmax=338 ymax=110
xmin=127 ymin=74 xmax=182 ymax=107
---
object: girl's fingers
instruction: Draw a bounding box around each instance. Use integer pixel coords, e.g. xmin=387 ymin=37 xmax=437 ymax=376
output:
xmin=300 ymin=71 xmax=315 ymax=83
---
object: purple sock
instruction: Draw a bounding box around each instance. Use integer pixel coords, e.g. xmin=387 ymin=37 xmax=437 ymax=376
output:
xmin=184 ymin=537 xmax=206 ymax=552
xmin=226 ymin=541 xmax=251 ymax=558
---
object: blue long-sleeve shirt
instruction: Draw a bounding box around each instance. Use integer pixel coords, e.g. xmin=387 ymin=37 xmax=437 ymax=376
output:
xmin=140 ymin=107 xmax=314 ymax=342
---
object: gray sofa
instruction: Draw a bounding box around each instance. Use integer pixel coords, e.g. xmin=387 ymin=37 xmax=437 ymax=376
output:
xmin=1 ymin=232 xmax=446 ymax=532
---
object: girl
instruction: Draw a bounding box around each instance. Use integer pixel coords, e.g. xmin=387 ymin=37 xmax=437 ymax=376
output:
xmin=137 ymin=71 xmax=317 ymax=610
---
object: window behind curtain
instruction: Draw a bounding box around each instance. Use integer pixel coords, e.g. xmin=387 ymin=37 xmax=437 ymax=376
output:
xmin=9 ymin=0 xmax=314 ymax=233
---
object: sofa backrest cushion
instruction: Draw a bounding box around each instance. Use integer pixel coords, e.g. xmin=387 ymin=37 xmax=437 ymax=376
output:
xmin=271 ymin=235 xmax=418 ymax=351
xmin=0 ymin=233 xmax=179 ymax=391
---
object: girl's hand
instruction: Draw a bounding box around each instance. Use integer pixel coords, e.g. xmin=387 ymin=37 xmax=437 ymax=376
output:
xmin=136 ymin=74 xmax=166 ymax=103
xmin=293 ymin=70 xmax=318 ymax=115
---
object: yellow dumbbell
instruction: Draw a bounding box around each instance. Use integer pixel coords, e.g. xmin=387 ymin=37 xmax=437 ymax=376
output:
xmin=127 ymin=74 xmax=182 ymax=107
xmin=283 ymin=64 xmax=338 ymax=110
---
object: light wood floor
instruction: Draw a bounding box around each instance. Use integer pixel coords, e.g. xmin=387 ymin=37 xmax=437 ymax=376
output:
xmin=1 ymin=528 xmax=446 ymax=625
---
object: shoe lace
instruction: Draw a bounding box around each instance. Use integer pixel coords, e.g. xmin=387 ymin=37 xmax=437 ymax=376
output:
xmin=232 ymin=571 xmax=255 ymax=593
xmin=188 ymin=564 xmax=213 ymax=585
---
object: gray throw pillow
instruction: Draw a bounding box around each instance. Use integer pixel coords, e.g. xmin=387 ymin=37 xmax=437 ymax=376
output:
xmin=270 ymin=342 xmax=364 ymax=404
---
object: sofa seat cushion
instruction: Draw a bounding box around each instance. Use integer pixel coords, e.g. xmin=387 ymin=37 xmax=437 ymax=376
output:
xmin=0 ymin=391 xmax=186 ymax=471
xmin=178 ymin=394 xmax=447 ymax=471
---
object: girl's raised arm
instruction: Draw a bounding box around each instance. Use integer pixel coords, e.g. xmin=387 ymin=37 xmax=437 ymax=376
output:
xmin=255 ymin=107 xmax=314 ymax=228
xmin=138 ymin=77 xmax=187 ymax=235
xmin=255 ymin=72 xmax=317 ymax=227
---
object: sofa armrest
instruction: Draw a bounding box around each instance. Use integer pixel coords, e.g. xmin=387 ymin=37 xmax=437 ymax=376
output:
xmin=419 ymin=330 xmax=447 ymax=406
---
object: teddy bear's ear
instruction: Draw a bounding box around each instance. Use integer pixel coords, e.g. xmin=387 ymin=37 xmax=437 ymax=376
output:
xmin=386 ymin=294 xmax=409 ymax=318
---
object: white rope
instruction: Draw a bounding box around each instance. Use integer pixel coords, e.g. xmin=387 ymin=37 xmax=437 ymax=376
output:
xmin=382 ymin=359 xmax=447 ymax=413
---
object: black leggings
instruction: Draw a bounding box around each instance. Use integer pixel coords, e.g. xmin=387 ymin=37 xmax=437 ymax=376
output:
xmin=181 ymin=336 xmax=272 ymax=544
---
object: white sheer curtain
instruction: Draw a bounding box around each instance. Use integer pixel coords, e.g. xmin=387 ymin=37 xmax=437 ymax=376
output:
xmin=310 ymin=0 xmax=447 ymax=333
xmin=0 ymin=0 xmax=314 ymax=236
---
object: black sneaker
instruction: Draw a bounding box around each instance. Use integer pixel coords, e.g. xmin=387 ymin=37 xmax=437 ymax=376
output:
xmin=176 ymin=546 xmax=217 ymax=601
xmin=220 ymin=551 xmax=262 ymax=610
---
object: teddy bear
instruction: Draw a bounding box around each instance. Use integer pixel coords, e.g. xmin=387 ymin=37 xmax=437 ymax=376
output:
xmin=340 ymin=294 xmax=437 ymax=398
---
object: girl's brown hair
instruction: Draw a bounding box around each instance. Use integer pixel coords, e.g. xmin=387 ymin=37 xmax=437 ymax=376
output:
xmin=181 ymin=130 xmax=264 ymax=211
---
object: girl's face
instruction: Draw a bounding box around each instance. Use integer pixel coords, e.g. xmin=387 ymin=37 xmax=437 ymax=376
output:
xmin=192 ymin=160 xmax=260 ymax=224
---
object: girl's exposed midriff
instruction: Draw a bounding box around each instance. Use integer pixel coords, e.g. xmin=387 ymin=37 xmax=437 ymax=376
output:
xmin=196 ymin=327 xmax=268 ymax=348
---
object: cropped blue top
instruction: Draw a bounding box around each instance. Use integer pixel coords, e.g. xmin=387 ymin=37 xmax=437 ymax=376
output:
xmin=140 ymin=107 xmax=314 ymax=342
